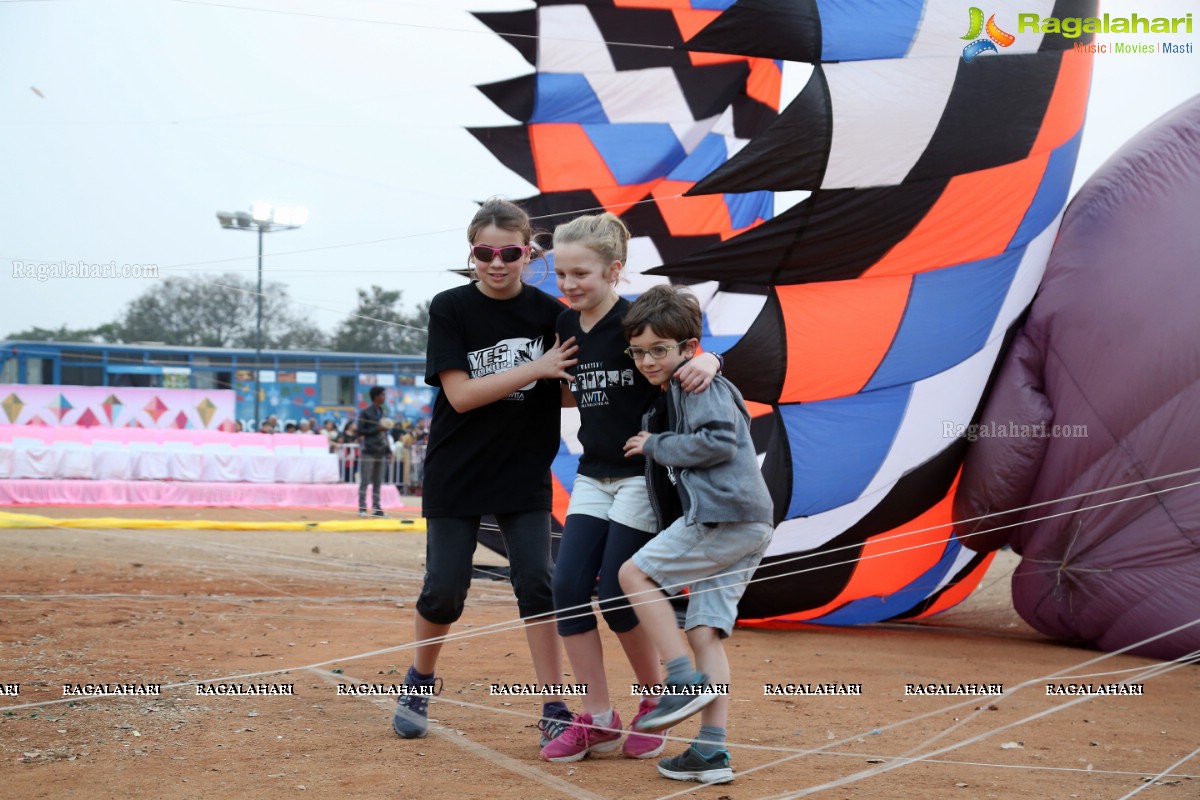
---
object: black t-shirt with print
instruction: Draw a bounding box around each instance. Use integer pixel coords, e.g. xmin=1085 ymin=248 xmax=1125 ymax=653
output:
xmin=557 ymin=297 xmax=659 ymax=480
xmin=422 ymin=282 xmax=564 ymax=518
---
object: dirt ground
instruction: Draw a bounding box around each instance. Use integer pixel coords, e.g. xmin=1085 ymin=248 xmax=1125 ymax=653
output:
xmin=1 ymin=505 xmax=1196 ymax=799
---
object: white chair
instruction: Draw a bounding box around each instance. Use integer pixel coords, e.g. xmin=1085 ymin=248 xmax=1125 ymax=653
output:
xmin=200 ymin=442 xmax=240 ymax=482
xmin=54 ymin=441 xmax=94 ymax=479
xmin=0 ymin=441 xmax=13 ymax=479
xmin=92 ymin=440 xmax=134 ymax=481
xmin=236 ymin=445 xmax=278 ymax=483
xmin=272 ymin=443 xmax=311 ymax=483
xmin=129 ymin=440 xmax=170 ymax=481
xmin=306 ymin=451 xmax=340 ymax=484
xmin=10 ymin=436 xmax=61 ymax=479
xmin=163 ymin=440 xmax=204 ymax=482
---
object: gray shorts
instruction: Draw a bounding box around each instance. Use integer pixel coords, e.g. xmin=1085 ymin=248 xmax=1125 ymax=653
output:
xmin=632 ymin=517 xmax=773 ymax=637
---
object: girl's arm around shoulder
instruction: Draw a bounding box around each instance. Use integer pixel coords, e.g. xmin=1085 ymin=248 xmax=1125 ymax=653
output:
xmin=437 ymin=334 xmax=579 ymax=414
xmin=673 ymin=352 xmax=721 ymax=394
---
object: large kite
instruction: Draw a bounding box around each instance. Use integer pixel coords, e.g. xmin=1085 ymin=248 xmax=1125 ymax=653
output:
xmin=469 ymin=0 xmax=1098 ymax=625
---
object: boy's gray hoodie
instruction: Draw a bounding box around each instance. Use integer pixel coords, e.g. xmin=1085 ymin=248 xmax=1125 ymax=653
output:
xmin=641 ymin=374 xmax=774 ymax=527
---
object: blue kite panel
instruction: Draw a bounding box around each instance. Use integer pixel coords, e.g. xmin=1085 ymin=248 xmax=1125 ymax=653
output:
xmin=864 ymin=247 xmax=1022 ymax=391
xmin=817 ymin=0 xmax=924 ymax=61
xmin=585 ymin=124 xmax=688 ymax=185
xmin=552 ymin=448 xmax=580 ymax=496
xmin=532 ymin=74 xmax=608 ymax=124
xmin=725 ymin=190 xmax=774 ymax=229
xmin=780 ymin=384 xmax=910 ymax=518
xmin=668 ymin=134 xmax=728 ymax=182
xmin=1010 ymin=130 xmax=1082 ymax=248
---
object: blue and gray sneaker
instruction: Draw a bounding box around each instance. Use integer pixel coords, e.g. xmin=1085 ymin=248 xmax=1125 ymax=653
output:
xmin=631 ymin=671 xmax=718 ymax=733
xmin=537 ymin=704 xmax=575 ymax=748
xmin=657 ymin=745 xmax=734 ymax=784
xmin=392 ymin=675 xmax=442 ymax=739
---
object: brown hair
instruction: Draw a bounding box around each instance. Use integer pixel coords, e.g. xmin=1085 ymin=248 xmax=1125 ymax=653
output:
xmin=467 ymin=197 xmax=533 ymax=245
xmin=622 ymin=284 xmax=702 ymax=343
xmin=465 ymin=197 xmax=549 ymax=279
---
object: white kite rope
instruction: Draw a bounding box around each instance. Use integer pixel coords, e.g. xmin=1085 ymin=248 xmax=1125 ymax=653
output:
xmin=3 ymin=521 xmax=1197 ymax=797
xmin=749 ymin=647 xmax=1200 ymax=800
xmin=4 ymin=467 xmax=1197 ymax=663
xmin=1114 ymin=744 xmax=1200 ymax=799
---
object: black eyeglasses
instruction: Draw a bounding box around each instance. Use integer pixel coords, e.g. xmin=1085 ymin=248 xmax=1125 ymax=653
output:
xmin=625 ymin=342 xmax=687 ymax=360
xmin=470 ymin=244 xmax=530 ymax=264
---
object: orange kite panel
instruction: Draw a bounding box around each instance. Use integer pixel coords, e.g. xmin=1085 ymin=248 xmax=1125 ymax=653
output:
xmin=652 ymin=180 xmax=732 ymax=235
xmin=746 ymin=489 xmax=958 ymax=624
xmin=746 ymin=59 xmax=783 ymax=112
xmin=776 ymin=277 xmax=911 ymax=403
xmin=1032 ymin=48 xmax=1093 ymax=154
xmin=594 ymin=182 xmax=657 ymax=217
xmin=530 ymin=124 xmax=616 ymax=192
xmin=863 ymin=154 xmax=1049 ymax=279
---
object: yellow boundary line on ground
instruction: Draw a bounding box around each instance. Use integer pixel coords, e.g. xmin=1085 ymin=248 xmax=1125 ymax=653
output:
xmin=0 ymin=509 xmax=426 ymax=533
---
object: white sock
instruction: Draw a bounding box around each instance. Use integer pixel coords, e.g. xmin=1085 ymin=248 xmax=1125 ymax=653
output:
xmin=591 ymin=708 xmax=614 ymax=727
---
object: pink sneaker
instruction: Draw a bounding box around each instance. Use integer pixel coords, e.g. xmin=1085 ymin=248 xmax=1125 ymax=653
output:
xmin=539 ymin=710 xmax=623 ymax=763
xmin=623 ymin=698 xmax=669 ymax=759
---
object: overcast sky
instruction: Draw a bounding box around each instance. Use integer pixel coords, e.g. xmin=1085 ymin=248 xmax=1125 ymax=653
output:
xmin=2 ymin=0 xmax=1197 ymax=340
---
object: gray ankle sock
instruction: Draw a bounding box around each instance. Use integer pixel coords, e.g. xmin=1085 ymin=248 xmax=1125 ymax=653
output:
xmin=694 ymin=725 xmax=726 ymax=756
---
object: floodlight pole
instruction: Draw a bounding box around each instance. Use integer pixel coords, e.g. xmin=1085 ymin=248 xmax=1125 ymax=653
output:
xmin=216 ymin=205 xmax=307 ymax=431
xmin=255 ymin=225 xmax=264 ymax=428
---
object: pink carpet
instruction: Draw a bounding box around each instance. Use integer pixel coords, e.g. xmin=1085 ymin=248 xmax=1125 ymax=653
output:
xmin=0 ymin=479 xmax=404 ymax=509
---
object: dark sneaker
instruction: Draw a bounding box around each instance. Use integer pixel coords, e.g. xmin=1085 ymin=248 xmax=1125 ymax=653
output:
xmin=392 ymin=677 xmax=442 ymax=739
xmin=358 ymin=510 xmax=368 ymax=518
xmin=537 ymin=705 xmax=575 ymax=748
xmin=657 ymin=745 xmax=734 ymax=784
xmin=372 ymin=508 xmax=385 ymax=517
xmin=631 ymin=672 xmax=718 ymax=732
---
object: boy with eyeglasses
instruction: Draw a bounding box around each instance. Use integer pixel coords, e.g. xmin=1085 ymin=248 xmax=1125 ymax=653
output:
xmin=617 ymin=284 xmax=774 ymax=785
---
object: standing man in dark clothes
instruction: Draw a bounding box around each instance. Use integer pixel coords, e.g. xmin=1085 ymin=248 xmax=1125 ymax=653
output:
xmin=357 ymin=386 xmax=391 ymax=517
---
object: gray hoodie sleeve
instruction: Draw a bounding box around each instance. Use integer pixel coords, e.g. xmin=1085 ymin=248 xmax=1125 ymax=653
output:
xmin=642 ymin=381 xmax=738 ymax=468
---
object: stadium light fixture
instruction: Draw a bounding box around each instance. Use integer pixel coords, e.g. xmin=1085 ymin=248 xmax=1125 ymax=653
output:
xmin=215 ymin=204 xmax=308 ymax=430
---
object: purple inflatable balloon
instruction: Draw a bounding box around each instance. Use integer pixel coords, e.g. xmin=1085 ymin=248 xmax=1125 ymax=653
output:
xmin=953 ymin=95 xmax=1200 ymax=660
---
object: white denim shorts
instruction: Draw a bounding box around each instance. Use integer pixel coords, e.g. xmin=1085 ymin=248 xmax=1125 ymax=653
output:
xmin=566 ymin=473 xmax=658 ymax=534
xmin=632 ymin=517 xmax=773 ymax=637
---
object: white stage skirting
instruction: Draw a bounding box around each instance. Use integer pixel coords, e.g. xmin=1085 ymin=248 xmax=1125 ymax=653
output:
xmin=0 ymin=479 xmax=403 ymax=509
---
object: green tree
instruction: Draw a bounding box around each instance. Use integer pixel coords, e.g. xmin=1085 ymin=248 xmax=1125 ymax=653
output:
xmin=112 ymin=273 xmax=328 ymax=350
xmin=332 ymin=286 xmax=428 ymax=354
xmin=3 ymin=323 xmax=117 ymax=342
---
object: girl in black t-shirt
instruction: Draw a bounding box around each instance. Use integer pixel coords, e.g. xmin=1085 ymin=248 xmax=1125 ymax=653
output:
xmin=540 ymin=213 xmax=720 ymax=763
xmin=393 ymin=198 xmax=580 ymax=748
